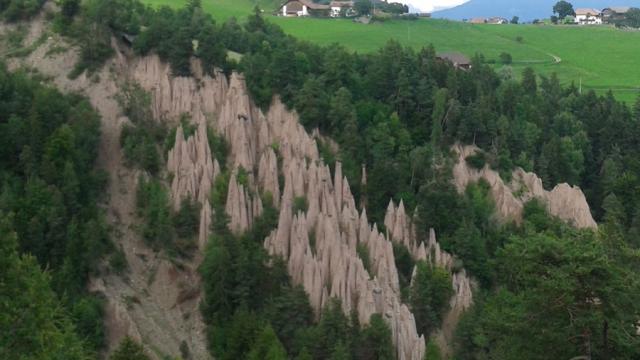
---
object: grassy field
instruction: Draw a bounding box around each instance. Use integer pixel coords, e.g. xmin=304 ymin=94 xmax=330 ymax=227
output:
xmin=144 ymin=0 xmax=640 ymax=103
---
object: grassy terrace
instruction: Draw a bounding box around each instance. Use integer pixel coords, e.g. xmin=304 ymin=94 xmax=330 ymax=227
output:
xmin=145 ymin=0 xmax=640 ymax=102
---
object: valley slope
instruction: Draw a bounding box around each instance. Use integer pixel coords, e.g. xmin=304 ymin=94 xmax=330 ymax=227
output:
xmin=144 ymin=0 xmax=640 ymax=102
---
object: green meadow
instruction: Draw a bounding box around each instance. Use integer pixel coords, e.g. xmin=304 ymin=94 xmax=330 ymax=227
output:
xmin=144 ymin=0 xmax=640 ymax=102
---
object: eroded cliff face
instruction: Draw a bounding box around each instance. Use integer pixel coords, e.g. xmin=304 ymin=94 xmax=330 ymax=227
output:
xmin=7 ymin=20 xmax=474 ymax=358
xmin=384 ymin=201 xmax=473 ymax=356
xmin=130 ymin=54 xmax=473 ymax=359
xmin=453 ymin=144 xmax=597 ymax=229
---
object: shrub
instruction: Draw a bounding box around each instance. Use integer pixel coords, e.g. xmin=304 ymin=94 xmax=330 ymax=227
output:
xmin=236 ymin=166 xmax=249 ymax=187
xmin=356 ymin=243 xmax=371 ymax=274
xmin=208 ymin=127 xmax=229 ymax=170
xmin=110 ymin=337 xmax=150 ymax=360
xmin=120 ymin=125 xmax=161 ymax=174
xmin=293 ymin=196 xmax=308 ymax=214
xmin=173 ymin=196 xmax=201 ymax=239
xmin=136 ymin=177 xmax=173 ymax=249
xmin=499 ymin=52 xmax=513 ymax=65
xmin=465 ymin=152 xmax=486 ymax=170
xmin=109 ymin=246 xmax=128 ymax=274
xmin=410 ymin=262 xmax=453 ymax=336
xmin=1 ymin=0 xmax=46 ymax=22
xmin=393 ymin=242 xmax=415 ymax=300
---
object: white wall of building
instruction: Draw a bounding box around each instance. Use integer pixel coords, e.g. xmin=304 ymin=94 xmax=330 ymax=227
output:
xmin=575 ymin=14 xmax=602 ymax=25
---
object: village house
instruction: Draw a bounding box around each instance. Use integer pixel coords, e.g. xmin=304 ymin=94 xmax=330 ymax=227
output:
xmin=602 ymin=6 xmax=631 ymax=23
xmin=329 ymin=1 xmax=355 ymax=17
xmin=437 ymin=52 xmax=472 ymax=70
xmin=574 ymin=8 xmax=603 ymax=25
xmin=486 ymin=17 xmax=508 ymax=24
xmin=278 ymin=0 xmax=330 ymax=17
xmin=468 ymin=17 xmax=486 ymax=24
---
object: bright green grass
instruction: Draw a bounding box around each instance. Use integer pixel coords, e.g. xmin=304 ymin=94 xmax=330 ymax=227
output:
xmin=144 ymin=0 xmax=278 ymax=20
xmin=144 ymin=0 xmax=640 ymax=103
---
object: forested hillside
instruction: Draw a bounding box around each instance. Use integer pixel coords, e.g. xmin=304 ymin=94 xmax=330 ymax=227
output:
xmin=1 ymin=0 xmax=640 ymax=359
xmin=0 ymin=64 xmax=108 ymax=358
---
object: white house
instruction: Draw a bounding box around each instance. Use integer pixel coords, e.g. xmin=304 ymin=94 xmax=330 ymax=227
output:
xmin=279 ymin=0 xmax=329 ymax=17
xmin=487 ymin=17 xmax=508 ymax=24
xmin=329 ymin=1 xmax=354 ymax=17
xmin=574 ymin=8 xmax=603 ymax=25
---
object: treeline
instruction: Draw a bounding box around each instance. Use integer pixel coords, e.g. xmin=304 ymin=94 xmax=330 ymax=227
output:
xmin=0 ymin=64 xmax=109 ymax=355
xmin=612 ymin=8 xmax=640 ymax=28
xmin=456 ymin=200 xmax=640 ymax=359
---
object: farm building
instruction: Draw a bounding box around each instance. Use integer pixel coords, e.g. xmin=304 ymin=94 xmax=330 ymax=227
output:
xmin=278 ymin=0 xmax=330 ymax=16
xmin=437 ymin=52 xmax=472 ymax=70
xmin=602 ymin=7 xmax=631 ymax=23
xmin=487 ymin=17 xmax=508 ymax=24
xmin=574 ymin=8 xmax=603 ymax=25
xmin=329 ymin=1 xmax=355 ymax=17
xmin=468 ymin=17 xmax=486 ymax=24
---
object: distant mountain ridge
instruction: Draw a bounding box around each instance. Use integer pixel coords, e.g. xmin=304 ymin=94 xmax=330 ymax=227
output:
xmin=433 ymin=0 xmax=640 ymax=21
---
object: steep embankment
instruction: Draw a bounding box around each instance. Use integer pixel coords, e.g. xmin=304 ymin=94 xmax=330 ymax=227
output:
xmin=452 ymin=144 xmax=597 ymax=229
xmin=4 ymin=16 xmax=476 ymax=359
xmin=6 ymin=13 xmax=597 ymax=360
xmin=3 ymin=14 xmax=211 ymax=358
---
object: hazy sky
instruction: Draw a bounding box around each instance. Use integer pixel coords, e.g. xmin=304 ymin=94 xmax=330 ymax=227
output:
xmin=408 ymin=0 xmax=468 ymax=12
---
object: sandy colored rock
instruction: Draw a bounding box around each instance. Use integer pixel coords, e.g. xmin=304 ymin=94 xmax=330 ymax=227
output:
xmin=265 ymin=159 xmax=427 ymax=359
xmin=452 ymin=144 xmax=597 ymax=229
xmin=7 ymin=24 xmax=472 ymax=359
xmin=167 ymin=121 xmax=220 ymax=249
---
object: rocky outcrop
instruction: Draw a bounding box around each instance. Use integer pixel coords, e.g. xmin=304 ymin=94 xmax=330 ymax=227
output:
xmin=258 ymin=147 xmax=281 ymax=207
xmin=214 ymin=73 xmax=319 ymax=172
xmin=12 ymin=26 xmax=469 ymax=357
xmin=452 ymin=144 xmax=597 ymax=229
xmin=139 ymin=56 xmax=468 ymax=358
xmin=167 ymin=122 xmax=221 ymax=248
xmin=385 ymin=200 xmax=474 ymax=355
xmin=264 ymin=159 xmax=426 ymax=360
xmin=131 ymin=55 xmax=227 ymax=122
xmin=225 ymin=172 xmax=263 ymax=235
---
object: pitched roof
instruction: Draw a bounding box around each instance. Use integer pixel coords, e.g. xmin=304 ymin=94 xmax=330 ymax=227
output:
xmin=329 ymin=1 xmax=353 ymax=7
xmin=469 ymin=17 xmax=486 ymax=24
xmin=486 ymin=17 xmax=507 ymax=23
xmin=575 ymin=8 xmax=601 ymax=16
xmin=437 ymin=52 xmax=471 ymax=66
xmin=604 ymin=6 xmax=631 ymax=14
xmin=280 ymin=0 xmax=329 ymax=10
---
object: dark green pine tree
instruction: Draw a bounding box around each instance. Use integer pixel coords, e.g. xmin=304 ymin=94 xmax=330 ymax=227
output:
xmin=0 ymin=215 xmax=90 ymax=360
xmin=110 ymin=337 xmax=150 ymax=360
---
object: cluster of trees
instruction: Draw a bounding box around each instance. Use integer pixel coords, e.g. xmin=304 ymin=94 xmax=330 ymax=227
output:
xmin=237 ymin=9 xmax=640 ymax=234
xmin=52 ymin=0 xmax=232 ymax=77
xmin=373 ymin=1 xmax=409 ymax=15
xmin=0 ymin=64 xmax=109 ymax=355
xmin=612 ymin=7 xmax=640 ymax=28
xmin=118 ymin=83 xmax=165 ymax=174
xmin=551 ymin=0 xmax=575 ymax=24
xmin=0 ymin=0 xmax=45 ymax=21
xmin=455 ymin=201 xmax=640 ymax=359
